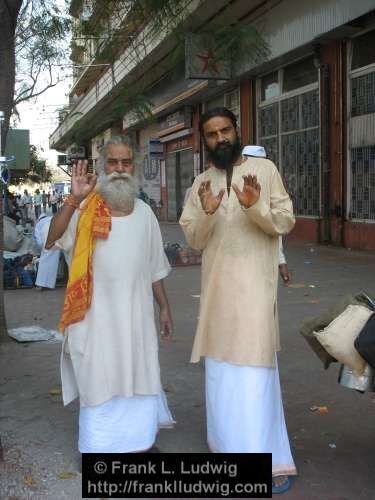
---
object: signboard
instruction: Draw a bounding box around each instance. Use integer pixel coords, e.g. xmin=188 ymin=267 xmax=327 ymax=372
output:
xmin=166 ymin=135 xmax=192 ymax=154
xmin=148 ymin=139 xmax=164 ymax=155
xmin=158 ymin=107 xmax=192 ymax=137
xmin=185 ymin=32 xmax=232 ymax=80
xmin=4 ymin=129 xmax=30 ymax=170
xmin=67 ymin=144 xmax=86 ymax=160
xmin=54 ymin=182 xmax=71 ymax=195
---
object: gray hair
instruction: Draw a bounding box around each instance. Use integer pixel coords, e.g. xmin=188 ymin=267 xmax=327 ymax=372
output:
xmin=95 ymin=135 xmax=143 ymax=184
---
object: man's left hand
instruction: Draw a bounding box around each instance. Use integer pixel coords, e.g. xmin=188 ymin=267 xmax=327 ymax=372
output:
xmin=279 ymin=264 xmax=291 ymax=286
xmin=232 ymin=174 xmax=261 ymax=208
xmin=159 ymin=306 xmax=173 ymax=339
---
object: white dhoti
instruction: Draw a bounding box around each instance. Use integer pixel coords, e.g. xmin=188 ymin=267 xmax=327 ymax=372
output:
xmin=79 ymin=391 xmax=174 ymax=453
xmin=205 ymin=356 xmax=297 ymax=477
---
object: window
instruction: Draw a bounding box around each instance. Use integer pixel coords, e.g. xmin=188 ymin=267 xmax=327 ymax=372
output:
xmin=350 ymin=146 xmax=375 ymax=220
xmin=257 ymin=58 xmax=320 ymax=217
xmin=348 ymin=30 xmax=375 ymax=220
xmin=204 ymin=87 xmax=240 ymax=123
xmin=260 ymin=58 xmax=318 ymax=101
xmin=351 ymin=72 xmax=375 ymax=117
xmin=226 ymin=89 xmax=239 ymax=116
xmin=261 ymin=72 xmax=280 ymax=101
xmin=283 ymin=57 xmax=318 ymax=93
xmin=351 ymin=30 xmax=375 ymax=71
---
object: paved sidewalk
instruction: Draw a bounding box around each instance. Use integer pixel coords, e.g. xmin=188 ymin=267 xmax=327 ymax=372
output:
xmin=1 ymin=224 xmax=375 ymax=499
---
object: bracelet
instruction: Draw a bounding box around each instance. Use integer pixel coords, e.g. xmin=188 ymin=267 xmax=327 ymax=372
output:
xmin=64 ymin=195 xmax=81 ymax=210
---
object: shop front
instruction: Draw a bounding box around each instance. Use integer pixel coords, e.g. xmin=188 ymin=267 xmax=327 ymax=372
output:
xmin=158 ymin=107 xmax=195 ymax=221
xmin=164 ymin=137 xmax=194 ymax=221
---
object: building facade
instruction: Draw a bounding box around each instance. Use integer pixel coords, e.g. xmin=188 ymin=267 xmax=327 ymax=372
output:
xmin=50 ymin=0 xmax=375 ymax=250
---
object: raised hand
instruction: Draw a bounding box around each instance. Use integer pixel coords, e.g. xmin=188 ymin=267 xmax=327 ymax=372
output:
xmin=71 ymin=160 xmax=97 ymax=202
xmin=232 ymin=174 xmax=261 ymax=209
xmin=198 ymin=180 xmax=225 ymax=215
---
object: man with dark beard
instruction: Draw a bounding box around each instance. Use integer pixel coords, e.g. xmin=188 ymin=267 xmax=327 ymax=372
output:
xmin=45 ymin=136 xmax=174 ymax=456
xmin=180 ymin=108 xmax=297 ymax=494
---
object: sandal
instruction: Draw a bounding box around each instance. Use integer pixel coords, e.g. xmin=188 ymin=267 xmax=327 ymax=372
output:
xmin=272 ymin=476 xmax=291 ymax=494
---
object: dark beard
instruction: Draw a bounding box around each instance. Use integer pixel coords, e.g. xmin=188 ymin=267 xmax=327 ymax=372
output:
xmin=206 ymin=136 xmax=242 ymax=170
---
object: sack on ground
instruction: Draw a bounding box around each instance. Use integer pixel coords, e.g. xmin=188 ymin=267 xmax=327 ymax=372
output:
xmin=313 ymin=304 xmax=373 ymax=376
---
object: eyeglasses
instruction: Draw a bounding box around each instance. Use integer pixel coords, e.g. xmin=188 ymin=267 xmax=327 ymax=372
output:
xmin=106 ymin=158 xmax=134 ymax=167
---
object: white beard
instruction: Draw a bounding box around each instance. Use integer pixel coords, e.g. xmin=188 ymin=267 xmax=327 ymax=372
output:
xmin=95 ymin=172 xmax=139 ymax=213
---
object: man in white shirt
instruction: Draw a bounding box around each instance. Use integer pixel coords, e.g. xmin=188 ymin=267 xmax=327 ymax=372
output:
xmin=50 ymin=191 xmax=58 ymax=214
xmin=33 ymin=189 xmax=42 ymax=220
xmin=20 ymin=189 xmax=32 ymax=224
xmin=45 ymin=136 xmax=174 ymax=455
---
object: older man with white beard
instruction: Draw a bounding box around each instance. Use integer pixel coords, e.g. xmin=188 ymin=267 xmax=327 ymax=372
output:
xmin=45 ymin=136 xmax=174 ymax=455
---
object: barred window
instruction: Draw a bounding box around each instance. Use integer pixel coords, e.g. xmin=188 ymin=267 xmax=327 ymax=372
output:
xmin=350 ymin=146 xmax=375 ymax=220
xmin=258 ymin=59 xmax=320 ymax=217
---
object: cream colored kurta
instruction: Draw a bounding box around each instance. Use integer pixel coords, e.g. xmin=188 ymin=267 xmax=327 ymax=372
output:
xmin=50 ymin=200 xmax=171 ymax=407
xmin=180 ymin=158 xmax=295 ymax=367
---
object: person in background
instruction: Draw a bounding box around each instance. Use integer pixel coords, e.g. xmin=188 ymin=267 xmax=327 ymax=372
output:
xmin=34 ymin=213 xmax=61 ymax=290
xmin=50 ymin=190 xmax=58 ymax=214
xmin=242 ymin=145 xmax=291 ymax=286
xmin=5 ymin=192 xmax=21 ymax=225
xmin=14 ymin=195 xmax=23 ymax=224
xmin=33 ymin=189 xmax=42 ymax=220
xmin=20 ymin=189 xmax=32 ymax=225
xmin=42 ymin=190 xmax=47 ymax=213
xmin=57 ymin=191 xmax=64 ymax=207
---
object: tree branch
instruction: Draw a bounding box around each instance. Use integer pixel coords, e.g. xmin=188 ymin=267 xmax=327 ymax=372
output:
xmin=14 ymin=78 xmax=62 ymax=107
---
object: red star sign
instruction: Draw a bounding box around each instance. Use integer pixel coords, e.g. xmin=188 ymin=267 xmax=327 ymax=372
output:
xmin=196 ymin=50 xmax=220 ymax=75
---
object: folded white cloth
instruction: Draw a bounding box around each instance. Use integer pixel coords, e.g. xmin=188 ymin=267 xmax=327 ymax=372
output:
xmin=242 ymin=145 xmax=267 ymax=157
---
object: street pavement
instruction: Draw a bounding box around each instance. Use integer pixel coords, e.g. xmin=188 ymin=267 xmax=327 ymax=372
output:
xmin=1 ymin=223 xmax=375 ymax=499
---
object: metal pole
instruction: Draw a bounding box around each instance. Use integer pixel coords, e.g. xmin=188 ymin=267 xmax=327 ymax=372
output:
xmin=0 ymin=110 xmax=3 ymax=156
xmin=0 ymin=111 xmax=7 ymax=215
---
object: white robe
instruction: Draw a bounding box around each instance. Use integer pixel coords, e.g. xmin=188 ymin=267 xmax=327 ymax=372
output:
xmin=50 ymin=199 xmax=174 ymax=452
xmin=34 ymin=215 xmax=60 ymax=289
xmin=53 ymin=199 xmax=171 ymax=406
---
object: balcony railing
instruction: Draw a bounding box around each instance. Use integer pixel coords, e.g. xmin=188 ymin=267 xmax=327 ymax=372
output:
xmin=50 ymin=0 xmax=197 ymax=149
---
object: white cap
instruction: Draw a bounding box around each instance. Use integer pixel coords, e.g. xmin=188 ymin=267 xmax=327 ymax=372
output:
xmin=242 ymin=145 xmax=267 ymax=158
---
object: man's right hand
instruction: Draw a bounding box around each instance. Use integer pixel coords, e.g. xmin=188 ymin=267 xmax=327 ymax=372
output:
xmin=198 ymin=180 xmax=225 ymax=215
xmin=71 ymin=160 xmax=97 ymax=203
